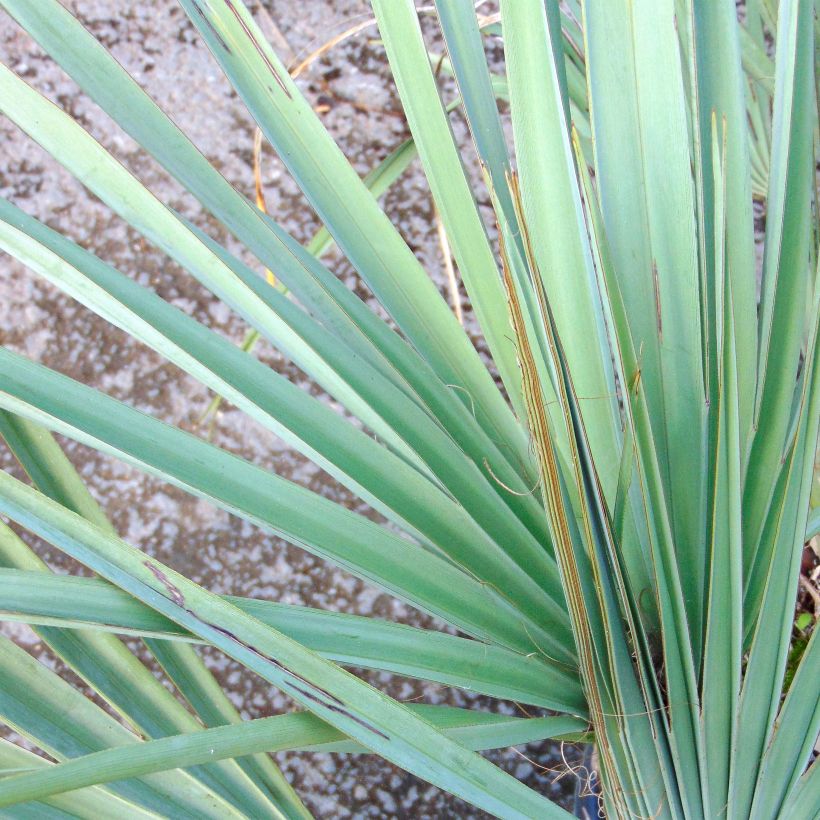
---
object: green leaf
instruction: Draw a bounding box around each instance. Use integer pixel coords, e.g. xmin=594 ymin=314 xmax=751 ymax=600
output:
xmin=0 ymin=430 xmax=288 ymax=819
xmin=582 ymin=0 xmax=708 ymax=663
xmin=0 ymin=346 xmax=566 ymax=661
xmin=699 ymin=119 xmax=744 ymax=819
xmin=0 ymin=0 xmax=538 ymax=501
xmin=0 ymin=568 xmax=585 ymax=715
xmin=0 ymin=411 xmax=114 ymax=534
xmin=187 ymin=215 xmax=552 ymax=549
xmin=572 ymin=116 xmax=702 ymax=820
xmin=0 ymin=706 xmax=586 ymax=809
xmin=743 ymin=0 xmax=816 ymax=612
xmin=687 ymin=0 xmax=758 ymax=454
xmin=779 ymin=758 xmax=820 ymax=820
xmin=731 ymin=298 xmax=820 ymax=818
xmin=0 ymin=635 xmax=242 ymax=819
xmin=371 ymin=0 xmax=526 ymax=425
xmin=807 ymin=506 xmax=820 ymax=541
xmin=0 ymin=192 xmax=567 ymax=645
xmin=307 ymin=135 xmax=419 ymax=260
xmin=143 ymin=639 xmax=310 ymax=820
xmin=503 ymin=0 xmax=624 ymax=506
xmin=432 ymin=1 xmax=520 ymax=250
xmin=750 ymin=622 xmax=820 ymax=818
xmin=0 ymin=739 xmax=160 ymax=820
xmin=732 ymin=458 xmax=813 ymax=817
xmin=177 ymin=0 xmax=528 ymax=461
xmin=0 ymin=471 xmax=571 ymax=819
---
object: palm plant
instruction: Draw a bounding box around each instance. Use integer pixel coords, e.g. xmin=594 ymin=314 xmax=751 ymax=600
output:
xmin=0 ymin=0 xmax=817 ymax=817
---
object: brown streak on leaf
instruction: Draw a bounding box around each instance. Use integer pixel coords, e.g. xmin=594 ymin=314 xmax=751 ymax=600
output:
xmin=191 ymin=1 xmax=233 ymax=54
xmin=143 ymin=560 xmax=186 ymax=607
xmin=289 ymin=683 xmax=390 ymax=741
xmin=651 ymin=259 xmax=663 ymax=341
xmin=502 ymin=173 xmax=628 ymax=812
xmin=143 ymin=560 xmax=387 ymax=741
xmin=223 ymin=0 xmax=292 ymax=99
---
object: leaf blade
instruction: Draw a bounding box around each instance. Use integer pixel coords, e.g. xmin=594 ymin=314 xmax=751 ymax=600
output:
xmin=0 ymin=472 xmax=572 ymax=820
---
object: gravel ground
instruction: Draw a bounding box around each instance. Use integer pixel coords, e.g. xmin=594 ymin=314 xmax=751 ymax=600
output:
xmin=0 ymin=2 xmax=580 ymax=816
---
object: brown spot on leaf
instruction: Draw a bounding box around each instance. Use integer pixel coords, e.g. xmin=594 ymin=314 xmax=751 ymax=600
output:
xmin=144 ymin=560 xmax=186 ymax=607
